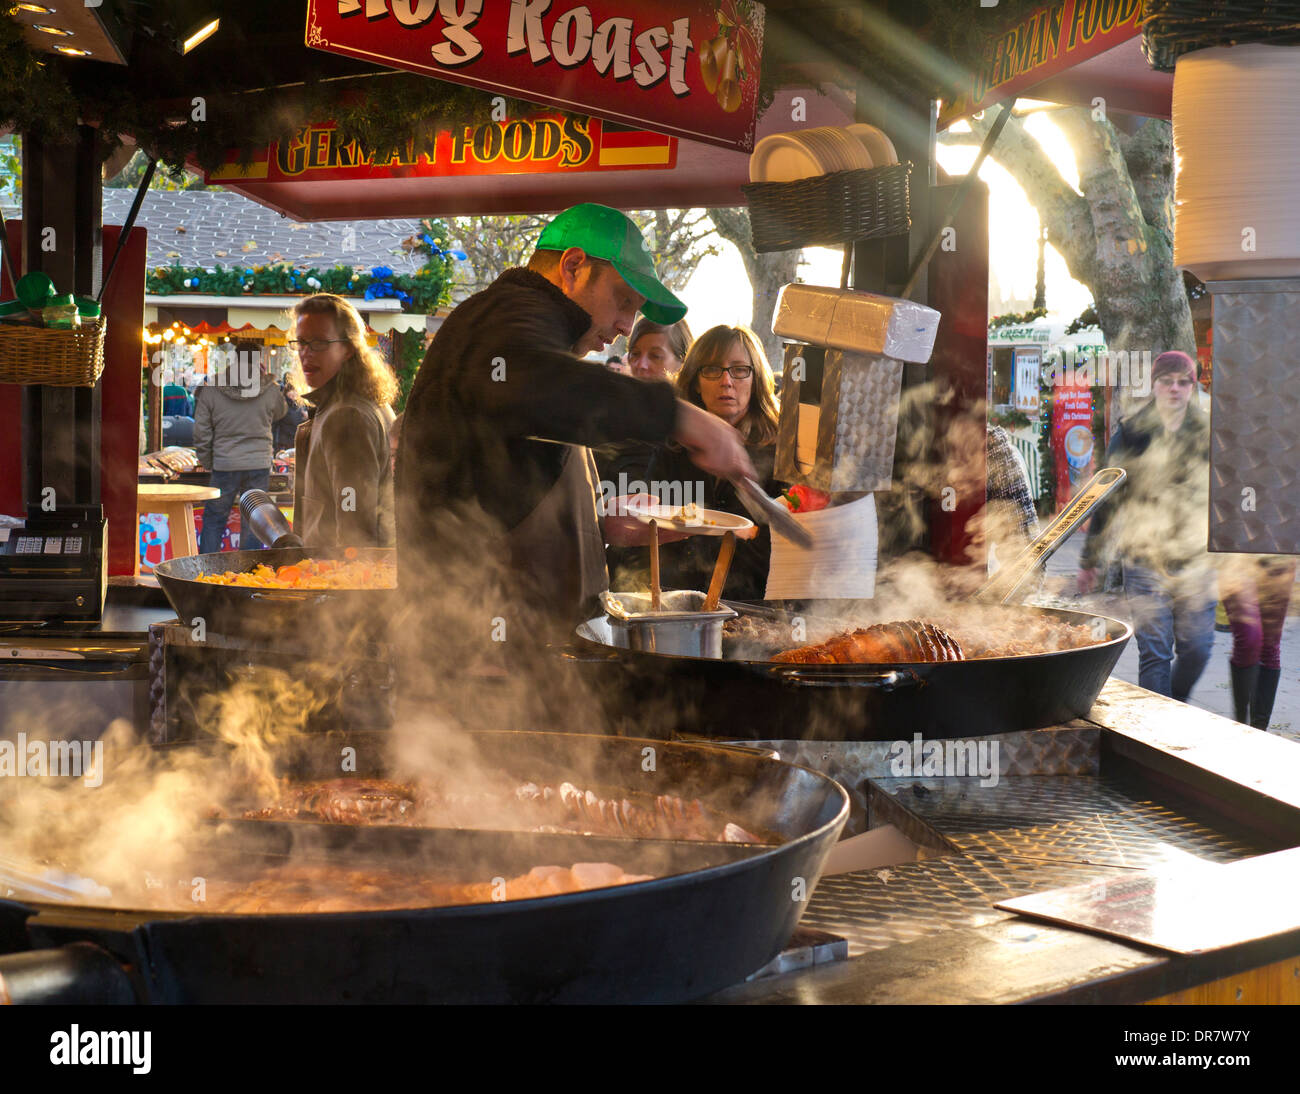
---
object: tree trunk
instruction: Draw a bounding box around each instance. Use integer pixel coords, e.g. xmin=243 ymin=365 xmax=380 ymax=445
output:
xmin=954 ymin=108 xmax=1195 ymax=416
xmin=706 ymin=206 xmax=801 ymax=372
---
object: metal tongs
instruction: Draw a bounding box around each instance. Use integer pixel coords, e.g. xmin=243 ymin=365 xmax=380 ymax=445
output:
xmin=733 ymin=477 xmax=814 ymax=549
xmin=975 ymin=467 xmax=1127 ymax=605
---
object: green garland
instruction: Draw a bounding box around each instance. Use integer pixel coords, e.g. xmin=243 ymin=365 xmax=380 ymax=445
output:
xmin=1064 ymin=305 xmax=1100 ymax=335
xmin=145 ymin=215 xmax=455 ymax=312
xmin=989 ymin=306 xmax=1047 ymax=330
xmin=392 ymin=329 xmax=427 ymax=415
xmin=146 ymin=261 xmax=453 ymax=315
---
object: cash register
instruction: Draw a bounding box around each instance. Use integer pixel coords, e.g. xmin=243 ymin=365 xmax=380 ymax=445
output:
xmin=0 ymin=504 xmax=107 ymax=622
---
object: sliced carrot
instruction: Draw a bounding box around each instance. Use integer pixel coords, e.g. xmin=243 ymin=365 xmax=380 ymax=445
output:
xmin=276 ymin=565 xmax=302 ymax=583
xmin=344 ymin=546 xmax=359 ymax=560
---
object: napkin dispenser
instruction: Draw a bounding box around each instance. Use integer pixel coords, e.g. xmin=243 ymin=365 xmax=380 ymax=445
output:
xmin=772 ymin=284 xmax=936 ymax=494
xmin=772 ymin=284 xmax=939 ymax=363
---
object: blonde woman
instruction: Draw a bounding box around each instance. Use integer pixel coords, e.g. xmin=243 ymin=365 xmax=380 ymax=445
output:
xmin=289 ymin=294 xmax=398 ymax=547
xmin=642 ymin=325 xmax=781 ymax=600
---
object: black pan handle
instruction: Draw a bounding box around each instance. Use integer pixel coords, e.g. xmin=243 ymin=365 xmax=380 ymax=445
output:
xmin=772 ymin=667 xmax=923 ymax=691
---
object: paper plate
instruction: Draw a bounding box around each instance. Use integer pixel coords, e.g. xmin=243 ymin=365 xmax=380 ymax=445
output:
xmin=749 ymin=133 xmax=822 ymax=183
xmin=632 ymin=504 xmax=755 ymax=536
xmin=848 ymin=123 xmax=898 ymax=166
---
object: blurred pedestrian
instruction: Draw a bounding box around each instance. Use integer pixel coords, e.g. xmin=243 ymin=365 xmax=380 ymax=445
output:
xmin=1221 ymin=554 xmax=1295 ymax=729
xmin=194 ymin=343 xmax=287 ymax=552
xmin=1079 ymin=351 xmax=1214 ymax=701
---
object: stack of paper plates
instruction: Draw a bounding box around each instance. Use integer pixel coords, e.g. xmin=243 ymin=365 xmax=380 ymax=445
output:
xmin=1174 ymin=44 xmax=1300 ymax=281
xmin=749 ymin=125 xmax=897 ymax=183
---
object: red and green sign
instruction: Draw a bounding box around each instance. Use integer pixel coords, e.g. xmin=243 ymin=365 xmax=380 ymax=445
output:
xmin=305 ymin=0 xmax=764 ymax=152
xmin=205 ymin=114 xmax=676 ymax=184
xmin=941 ymin=0 xmax=1147 ymax=128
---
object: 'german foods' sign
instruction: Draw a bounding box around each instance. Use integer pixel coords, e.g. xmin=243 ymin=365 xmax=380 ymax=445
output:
xmin=940 ymin=0 xmax=1146 ymax=128
xmin=205 ymin=115 xmax=676 ymax=184
xmin=305 ymin=0 xmax=764 ymax=152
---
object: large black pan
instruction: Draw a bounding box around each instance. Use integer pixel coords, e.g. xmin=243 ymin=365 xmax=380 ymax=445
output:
xmin=566 ymin=601 xmax=1132 ymax=741
xmin=153 ymin=547 xmax=395 ymax=640
xmin=2 ymin=731 xmax=847 ymax=1004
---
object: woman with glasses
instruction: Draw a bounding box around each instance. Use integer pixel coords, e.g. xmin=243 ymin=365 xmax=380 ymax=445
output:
xmin=597 ymin=317 xmax=694 ymax=490
xmin=620 ymin=325 xmax=780 ymax=600
xmin=288 ymin=294 xmax=398 ymax=547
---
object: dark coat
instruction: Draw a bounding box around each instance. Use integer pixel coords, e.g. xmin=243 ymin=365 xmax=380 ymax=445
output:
xmin=1081 ymin=400 xmax=1210 ymax=572
xmin=396 ymin=268 xmax=677 ymax=584
xmin=292 ymin=377 xmax=395 ymax=548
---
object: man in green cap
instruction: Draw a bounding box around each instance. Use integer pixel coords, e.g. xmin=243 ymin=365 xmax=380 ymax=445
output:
xmin=396 ymin=203 xmax=754 ymax=636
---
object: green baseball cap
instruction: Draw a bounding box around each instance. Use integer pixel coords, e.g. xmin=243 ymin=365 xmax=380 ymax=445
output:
xmin=534 ymin=203 xmax=687 ymax=324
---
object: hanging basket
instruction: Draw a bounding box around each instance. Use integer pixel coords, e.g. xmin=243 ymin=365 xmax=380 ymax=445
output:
xmin=1143 ymin=0 xmax=1300 ymax=71
xmin=742 ymin=163 xmax=911 ymax=253
xmin=0 ymin=320 xmax=107 ymax=386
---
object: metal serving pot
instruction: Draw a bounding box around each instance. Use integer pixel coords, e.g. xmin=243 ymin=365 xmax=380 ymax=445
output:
xmin=565 ymin=601 xmax=1133 ymax=742
xmin=600 ymin=590 xmax=737 ymax=658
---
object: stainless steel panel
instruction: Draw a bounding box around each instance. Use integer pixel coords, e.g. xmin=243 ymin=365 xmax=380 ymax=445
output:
xmin=1207 ymin=282 xmax=1300 ymax=553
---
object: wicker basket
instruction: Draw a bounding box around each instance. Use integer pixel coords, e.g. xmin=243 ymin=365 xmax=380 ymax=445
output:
xmin=742 ymin=163 xmax=911 ymax=253
xmin=1143 ymin=0 xmax=1300 ymax=71
xmin=0 ymin=320 xmax=107 ymax=386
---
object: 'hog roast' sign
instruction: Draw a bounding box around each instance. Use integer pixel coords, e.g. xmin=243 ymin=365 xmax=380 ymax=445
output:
xmin=305 ymin=0 xmax=765 ymax=152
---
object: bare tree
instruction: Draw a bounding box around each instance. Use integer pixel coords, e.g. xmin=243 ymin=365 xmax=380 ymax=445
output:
xmin=449 ymin=209 xmax=721 ymax=304
xmin=448 ymin=215 xmax=550 ymax=300
xmin=706 ymin=206 xmax=801 ymax=371
xmin=944 ymin=107 xmax=1194 ymax=409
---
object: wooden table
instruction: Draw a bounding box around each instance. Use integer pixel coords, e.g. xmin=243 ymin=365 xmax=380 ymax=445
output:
xmin=136 ymin=483 xmax=221 ymax=570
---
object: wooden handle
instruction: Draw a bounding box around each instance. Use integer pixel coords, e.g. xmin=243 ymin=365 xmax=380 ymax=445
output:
xmin=649 ymin=519 xmax=661 ymax=612
xmin=702 ymin=531 xmax=737 ymax=612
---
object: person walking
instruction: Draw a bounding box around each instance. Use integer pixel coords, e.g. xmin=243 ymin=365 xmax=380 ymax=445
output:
xmin=1079 ymin=351 xmax=1215 ymax=701
xmin=1221 ymin=554 xmax=1296 ymax=729
xmin=193 ymin=344 xmax=287 ymax=553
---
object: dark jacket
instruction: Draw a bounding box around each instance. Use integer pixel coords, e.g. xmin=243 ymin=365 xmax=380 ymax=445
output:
xmin=607 ymin=442 xmax=778 ymax=601
xmin=1081 ymin=400 xmax=1210 ymax=572
xmin=292 ymin=377 xmax=395 ymax=547
xmin=396 ymin=268 xmax=677 ymax=585
xmin=274 ymin=388 xmax=309 ymax=452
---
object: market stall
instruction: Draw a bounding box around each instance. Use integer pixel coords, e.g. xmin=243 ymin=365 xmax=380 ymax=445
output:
xmin=0 ymin=0 xmax=1298 ymax=1009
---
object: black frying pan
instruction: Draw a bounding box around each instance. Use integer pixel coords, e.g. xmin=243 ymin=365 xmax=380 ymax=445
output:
xmin=2 ymin=731 xmax=848 ymax=1003
xmin=566 ymin=601 xmax=1132 ymax=741
xmin=153 ymin=547 xmax=396 ymax=640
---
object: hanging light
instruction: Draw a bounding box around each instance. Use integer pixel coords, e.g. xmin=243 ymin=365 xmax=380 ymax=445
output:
xmin=16 ymin=5 xmax=57 ymax=14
